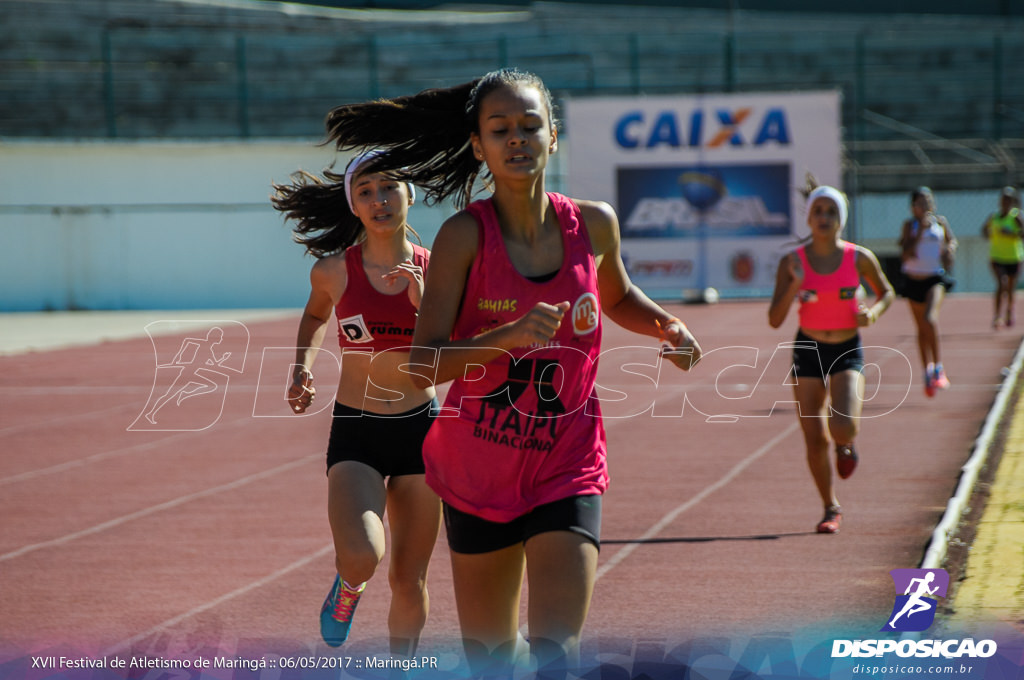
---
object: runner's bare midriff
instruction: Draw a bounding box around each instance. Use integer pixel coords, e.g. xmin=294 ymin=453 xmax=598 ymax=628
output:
xmin=335 ymin=349 xmax=433 ymax=414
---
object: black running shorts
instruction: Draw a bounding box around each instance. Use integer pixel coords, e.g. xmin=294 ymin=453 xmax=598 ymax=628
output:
xmin=325 ymin=399 xmax=438 ymax=477
xmin=444 ymin=494 xmax=602 ymax=555
xmin=901 ymin=274 xmax=954 ymax=303
xmin=992 ymin=261 xmax=1021 ymax=279
xmin=791 ymin=331 xmax=864 ymax=381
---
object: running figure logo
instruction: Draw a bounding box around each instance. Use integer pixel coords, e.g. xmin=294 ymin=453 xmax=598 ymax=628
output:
xmin=129 ymin=321 xmax=249 ymax=431
xmin=882 ymin=568 xmax=949 ymax=632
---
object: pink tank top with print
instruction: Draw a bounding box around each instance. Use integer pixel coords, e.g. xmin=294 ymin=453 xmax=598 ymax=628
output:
xmin=796 ymin=241 xmax=861 ymax=330
xmin=422 ymin=193 xmax=609 ymax=522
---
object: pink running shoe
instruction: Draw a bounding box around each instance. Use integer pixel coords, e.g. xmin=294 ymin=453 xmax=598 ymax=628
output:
xmin=836 ymin=443 xmax=858 ymax=480
xmin=924 ymin=372 xmax=936 ymax=398
xmin=933 ymin=367 xmax=950 ymax=391
xmin=817 ymin=505 xmax=842 ymax=534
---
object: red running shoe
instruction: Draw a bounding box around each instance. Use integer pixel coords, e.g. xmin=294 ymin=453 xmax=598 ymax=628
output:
xmin=836 ymin=443 xmax=858 ymax=479
xmin=817 ymin=505 xmax=842 ymax=534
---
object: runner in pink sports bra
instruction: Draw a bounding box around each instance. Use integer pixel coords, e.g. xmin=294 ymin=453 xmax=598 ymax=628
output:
xmin=769 ymin=182 xmax=894 ymax=536
xmin=318 ymin=68 xmax=703 ymax=676
xmin=794 ymin=241 xmax=861 ymax=331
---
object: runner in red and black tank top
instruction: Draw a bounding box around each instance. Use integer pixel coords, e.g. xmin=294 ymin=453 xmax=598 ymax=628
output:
xmin=334 ymin=241 xmax=429 ymax=352
xmin=272 ymin=150 xmax=440 ymax=656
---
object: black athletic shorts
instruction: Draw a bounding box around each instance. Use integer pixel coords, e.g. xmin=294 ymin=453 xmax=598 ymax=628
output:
xmin=791 ymin=331 xmax=864 ymax=381
xmin=325 ymin=399 xmax=438 ymax=477
xmin=444 ymin=494 xmax=602 ymax=555
xmin=992 ymin=261 xmax=1021 ymax=279
xmin=901 ymin=274 xmax=954 ymax=303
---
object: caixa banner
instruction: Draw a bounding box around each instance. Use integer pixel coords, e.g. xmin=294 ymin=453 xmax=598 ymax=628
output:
xmin=565 ymin=91 xmax=841 ymax=300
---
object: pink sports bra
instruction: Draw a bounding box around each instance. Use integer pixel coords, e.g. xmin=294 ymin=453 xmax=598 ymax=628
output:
xmin=796 ymin=242 xmax=861 ymax=330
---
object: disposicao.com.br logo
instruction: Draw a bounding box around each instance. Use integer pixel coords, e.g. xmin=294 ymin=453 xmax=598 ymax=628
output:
xmin=831 ymin=569 xmax=998 ymax=660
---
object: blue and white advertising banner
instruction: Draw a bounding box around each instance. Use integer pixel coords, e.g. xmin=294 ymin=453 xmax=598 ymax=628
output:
xmin=565 ymin=91 xmax=841 ymax=299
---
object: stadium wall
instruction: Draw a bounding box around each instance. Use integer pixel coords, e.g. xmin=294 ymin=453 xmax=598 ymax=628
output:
xmin=0 ymin=140 xmax=1002 ymax=311
xmin=0 ymin=140 xmax=453 ymax=311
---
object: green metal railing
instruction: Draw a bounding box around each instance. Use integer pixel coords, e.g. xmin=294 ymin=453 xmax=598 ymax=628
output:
xmin=5 ymin=25 xmax=1023 ymax=144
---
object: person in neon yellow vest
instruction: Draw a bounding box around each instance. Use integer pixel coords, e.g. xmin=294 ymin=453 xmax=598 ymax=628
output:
xmin=982 ymin=186 xmax=1024 ymax=328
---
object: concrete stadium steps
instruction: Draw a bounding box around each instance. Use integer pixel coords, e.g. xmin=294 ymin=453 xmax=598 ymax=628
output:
xmin=3 ymin=0 xmax=1024 ymax=191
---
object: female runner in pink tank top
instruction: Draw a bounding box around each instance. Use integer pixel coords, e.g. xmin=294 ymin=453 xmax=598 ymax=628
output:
xmin=768 ymin=180 xmax=894 ymax=535
xmin=321 ymin=68 xmax=703 ymax=677
xmin=272 ymin=152 xmax=440 ymax=655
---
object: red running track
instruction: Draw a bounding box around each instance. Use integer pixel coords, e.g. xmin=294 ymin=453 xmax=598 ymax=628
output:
xmin=0 ymin=295 xmax=1019 ymax=675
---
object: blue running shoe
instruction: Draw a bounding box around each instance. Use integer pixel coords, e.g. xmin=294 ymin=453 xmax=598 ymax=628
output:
xmin=320 ymin=575 xmax=365 ymax=647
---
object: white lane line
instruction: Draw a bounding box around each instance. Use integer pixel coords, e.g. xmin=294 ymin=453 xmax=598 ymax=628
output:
xmin=0 ymin=403 xmax=133 ymax=438
xmin=595 ymin=422 xmax=799 ymax=582
xmin=0 ymin=415 xmax=255 ymax=487
xmin=103 ymin=543 xmax=335 ymax=655
xmin=0 ymin=454 xmax=320 ymax=563
xmin=594 ymin=335 xmax=921 ymax=582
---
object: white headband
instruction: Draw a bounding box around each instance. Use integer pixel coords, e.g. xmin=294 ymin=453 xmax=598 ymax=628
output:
xmin=806 ymin=185 xmax=847 ymax=228
xmin=343 ymin=150 xmax=415 ymax=214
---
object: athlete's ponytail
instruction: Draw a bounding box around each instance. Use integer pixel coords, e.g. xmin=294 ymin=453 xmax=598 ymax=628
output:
xmin=273 ymin=68 xmax=559 ymax=255
xmin=322 ymin=68 xmax=558 ymax=210
xmin=271 ymin=166 xmax=363 ymax=258
xmin=798 ymin=171 xmax=821 ymax=201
